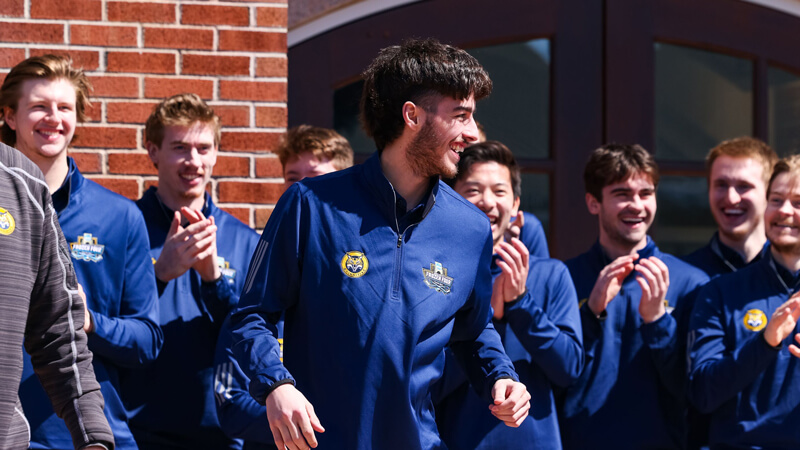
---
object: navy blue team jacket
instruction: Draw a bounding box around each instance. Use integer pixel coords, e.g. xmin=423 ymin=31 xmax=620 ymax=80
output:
xmin=682 ymin=232 xmax=768 ymax=278
xmin=122 ymin=187 xmax=258 ymax=450
xmin=20 ymin=158 xmax=162 ymax=450
xmin=688 ymin=249 xmax=800 ymax=448
xmin=229 ymin=153 xmax=519 ymax=450
xmin=560 ymin=238 xmax=708 ymax=449
xmin=436 ymin=255 xmax=583 ymax=449
xmin=519 ymin=210 xmax=549 ymax=259
xmin=214 ymin=314 xmax=279 ymax=450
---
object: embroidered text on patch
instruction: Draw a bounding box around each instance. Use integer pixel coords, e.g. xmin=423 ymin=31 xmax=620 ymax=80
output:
xmin=70 ymin=233 xmax=105 ymax=262
xmin=423 ymin=262 xmax=453 ymax=294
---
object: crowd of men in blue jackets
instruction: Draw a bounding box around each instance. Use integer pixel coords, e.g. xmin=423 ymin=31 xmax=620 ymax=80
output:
xmin=1 ymin=37 xmax=800 ymax=450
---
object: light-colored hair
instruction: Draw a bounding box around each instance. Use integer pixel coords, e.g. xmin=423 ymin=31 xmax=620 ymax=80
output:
xmin=768 ymin=154 xmax=800 ymax=195
xmin=275 ymin=125 xmax=353 ymax=171
xmin=0 ymin=54 xmax=92 ymax=147
xmin=706 ymin=136 xmax=777 ymax=185
xmin=145 ymin=93 xmax=221 ymax=148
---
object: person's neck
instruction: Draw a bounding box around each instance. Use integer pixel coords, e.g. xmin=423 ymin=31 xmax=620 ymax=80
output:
xmin=770 ymin=245 xmax=800 ymax=274
xmin=718 ymin=226 xmax=766 ymax=263
xmin=157 ymin=188 xmax=206 ymax=213
xmin=380 ymin=143 xmax=429 ymax=211
xmin=23 ymin=151 xmax=69 ymax=193
xmin=599 ymin=233 xmax=647 ymax=260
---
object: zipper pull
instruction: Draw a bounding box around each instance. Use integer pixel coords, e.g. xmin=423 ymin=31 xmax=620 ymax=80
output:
xmin=397 ymin=235 xmax=402 ymax=248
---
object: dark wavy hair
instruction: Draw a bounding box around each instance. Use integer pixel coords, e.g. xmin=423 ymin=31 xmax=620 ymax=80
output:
xmin=584 ymin=143 xmax=659 ymax=201
xmin=360 ymin=38 xmax=492 ymax=151
xmin=446 ymin=140 xmax=521 ymax=198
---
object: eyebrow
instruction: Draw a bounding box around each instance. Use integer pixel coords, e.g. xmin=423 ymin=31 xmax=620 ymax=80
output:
xmin=453 ymin=105 xmax=474 ymax=114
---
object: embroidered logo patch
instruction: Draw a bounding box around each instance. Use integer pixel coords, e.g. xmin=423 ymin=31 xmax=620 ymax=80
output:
xmin=341 ymin=251 xmax=368 ymax=278
xmin=217 ymin=256 xmax=237 ymax=281
xmin=0 ymin=208 xmax=15 ymax=235
xmin=423 ymin=261 xmax=453 ymax=294
xmin=70 ymin=233 xmax=105 ymax=262
xmin=743 ymin=309 xmax=767 ymax=332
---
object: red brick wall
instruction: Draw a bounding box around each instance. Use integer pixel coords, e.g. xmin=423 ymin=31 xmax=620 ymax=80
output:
xmin=0 ymin=0 xmax=288 ymax=229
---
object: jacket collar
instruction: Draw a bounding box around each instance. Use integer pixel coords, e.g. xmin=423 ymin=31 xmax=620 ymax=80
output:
xmin=360 ymin=152 xmax=439 ymax=232
xmin=709 ymin=231 xmax=768 ymax=272
xmin=764 ymin=247 xmax=800 ymax=294
xmin=141 ymin=185 xmax=214 ymax=228
xmin=52 ymin=157 xmax=83 ymax=216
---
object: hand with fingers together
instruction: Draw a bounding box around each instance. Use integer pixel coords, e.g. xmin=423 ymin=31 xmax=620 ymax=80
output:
xmin=504 ymin=210 xmax=525 ymax=243
xmin=491 ymin=237 xmax=530 ymax=320
xmin=180 ymin=207 xmax=222 ymax=282
xmin=266 ymin=384 xmax=324 ymax=450
xmin=488 ymin=378 xmax=531 ymax=428
xmin=635 ymin=256 xmax=670 ymax=323
xmin=154 ymin=209 xmax=220 ymax=283
xmin=587 ymin=254 xmax=638 ymax=317
xmin=763 ymin=294 xmax=800 ymax=348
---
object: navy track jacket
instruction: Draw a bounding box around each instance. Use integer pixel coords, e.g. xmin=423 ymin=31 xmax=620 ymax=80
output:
xmin=122 ymin=187 xmax=258 ymax=450
xmin=688 ymin=249 xmax=800 ymax=448
xmin=20 ymin=158 xmax=162 ymax=450
xmin=229 ymin=153 xmax=518 ymax=450
xmin=682 ymin=232 xmax=768 ymax=279
xmin=436 ymin=256 xmax=583 ymax=449
xmin=560 ymin=238 xmax=708 ymax=449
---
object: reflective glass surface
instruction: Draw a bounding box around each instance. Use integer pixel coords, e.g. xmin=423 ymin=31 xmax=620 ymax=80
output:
xmin=768 ymin=66 xmax=800 ymax=156
xmin=655 ymin=43 xmax=753 ymax=161
xmin=652 ymin=175 xmax=716 ymax=256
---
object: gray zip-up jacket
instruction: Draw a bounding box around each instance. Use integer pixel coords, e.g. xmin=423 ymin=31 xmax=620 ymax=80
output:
xmin=0 ymin=142 xmax=114 ymax=450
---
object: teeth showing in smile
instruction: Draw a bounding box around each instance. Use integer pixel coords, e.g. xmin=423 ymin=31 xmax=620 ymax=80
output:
xmin=180 ymin=174 xmax=201 ymax=181
xmin=450 ymin=144 xmax=463 ymax=152
xmin=38 ymin=130 xmax=60 ymax=137
xmin=621 ymin=218 xmax=644 ymax=224
xmin=724 ymin=208 xmax=744 ymax=215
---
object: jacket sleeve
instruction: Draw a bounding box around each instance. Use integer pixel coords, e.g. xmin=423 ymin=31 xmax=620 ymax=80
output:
xmin=687 ymin=282 xmax=780 ymax=414
xmin=503 ymin=260 xmax=584 ymax=387
xmin=639 ymin=270 xmax=707 ymax=399
xmin=25 ymin=199 xmax=114 ymax=450
xmin=229 ymin=185 xmax=305 ymax=404
xmin=88 ymin=208 xmax=163 ymax=368
xmin=214 ymin=316 xmax=273 ymax=444
xmin=449 ymin=233 xmax=518 ymax=404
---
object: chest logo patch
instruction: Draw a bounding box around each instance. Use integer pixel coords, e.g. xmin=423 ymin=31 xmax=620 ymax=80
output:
xmin=217 ymin=256 xmax=237 ymax=281
xmin=341 ymin=251 xmax=368 ymax=278
xmin=0 ymin=208 xmax=15 ymax=235
xmin=70 ymin=233 xmax=105 ymax=262
xmin=423 ymin=261 xmax=453 ymax=295
xmin=743 ymin=309 xmax=768 ymax=332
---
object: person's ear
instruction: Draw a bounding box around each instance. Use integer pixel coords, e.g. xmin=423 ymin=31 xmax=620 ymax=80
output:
xmin=3 ymin=107 xmax=17 ymax=131
xmin=586 ymin=192 xmax=601 ymax=215
xmin=146 ymin=141 xmax=160 ymax=169
xmin=402 ymin=101 xmax=425 ymax=131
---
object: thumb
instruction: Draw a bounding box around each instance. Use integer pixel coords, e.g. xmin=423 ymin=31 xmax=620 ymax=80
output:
xmin=308 ymin=404 xmax=325 ymax=433
xmin=515 ymin=210 xmax=524 ymax=229
xmin=492 ymin=381 xmax=507 ymax=405
xmin=168 ymin=211 xmax=182 ymax=236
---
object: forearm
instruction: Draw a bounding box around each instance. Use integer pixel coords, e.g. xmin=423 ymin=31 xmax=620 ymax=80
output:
xmin=88 ymin=313 xmax=163 ymax=367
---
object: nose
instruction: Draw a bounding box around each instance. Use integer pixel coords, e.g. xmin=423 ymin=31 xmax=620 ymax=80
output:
xmin=42 ymin=105 xmax=59 ymax=123
xmin=463 ymin=118 xmax=479 ymax=143
xmin=778 ymin=199 xmax=794 ymax=215
xmin=186 ymin=147 xmax=203 ymax=166
xmin=628 ymin=194 xmax=645 ymax=212
xmin=477 ymin=190 xmax=496 ymax=212
xmin=725 ymin=186 xmax=741 ymax=205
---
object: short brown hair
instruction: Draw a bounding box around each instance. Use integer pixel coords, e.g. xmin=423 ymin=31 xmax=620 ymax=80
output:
xmin=584 ymin=143 xmax=659 ymax=201
xmin=768 ymin=154 xmax=800 ymax=195
xmin=446 ymin=140 xmax=521 ymax=198
xmin=360 ymin=38 xmax=492 ymax=151
xmin=275 ymin=125 xmax=354 ymax=171
xmin=0 ymin=54 xmax=92 ymax=148
xmin=706 ymin=136 xmax=777 ymax=185
xmin=145 ymin=93 xmax=220 ymax=149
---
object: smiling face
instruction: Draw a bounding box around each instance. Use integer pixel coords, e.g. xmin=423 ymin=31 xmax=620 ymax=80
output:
xmin=709 ymin=155 xmax=768 ymax=245
xmin=587 ymin=172 xmax=656 ymax=253
xmin=283 ymin=151 xmax=339 ymax=190
xmin=3 ymin=78 xmax=76 ymax=165
xmin=147 ymin=122 xmax=217 ymax=211
xmin=406 ymin=95 xmax=479 ymax=179
xmin=766 ymin=172 xmax=800 ymax=255
xmin=454 ymin=161 xmax=520 ymax=246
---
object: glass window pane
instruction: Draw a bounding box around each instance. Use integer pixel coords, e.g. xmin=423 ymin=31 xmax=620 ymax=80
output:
xmin=655 ymin=43 xmax=753 ymax=161
xmin=519 ymin=172 xmax=550 ymax=241
xmin=332 ymin=39 xmax=551 ymax=158
xmin=652 ymin=175 xmax=716 ymax=256
xmin=768 ymin=66 xmax=800 ymax=156
xmin=467 ymin=39 xmax=550 ymax=159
